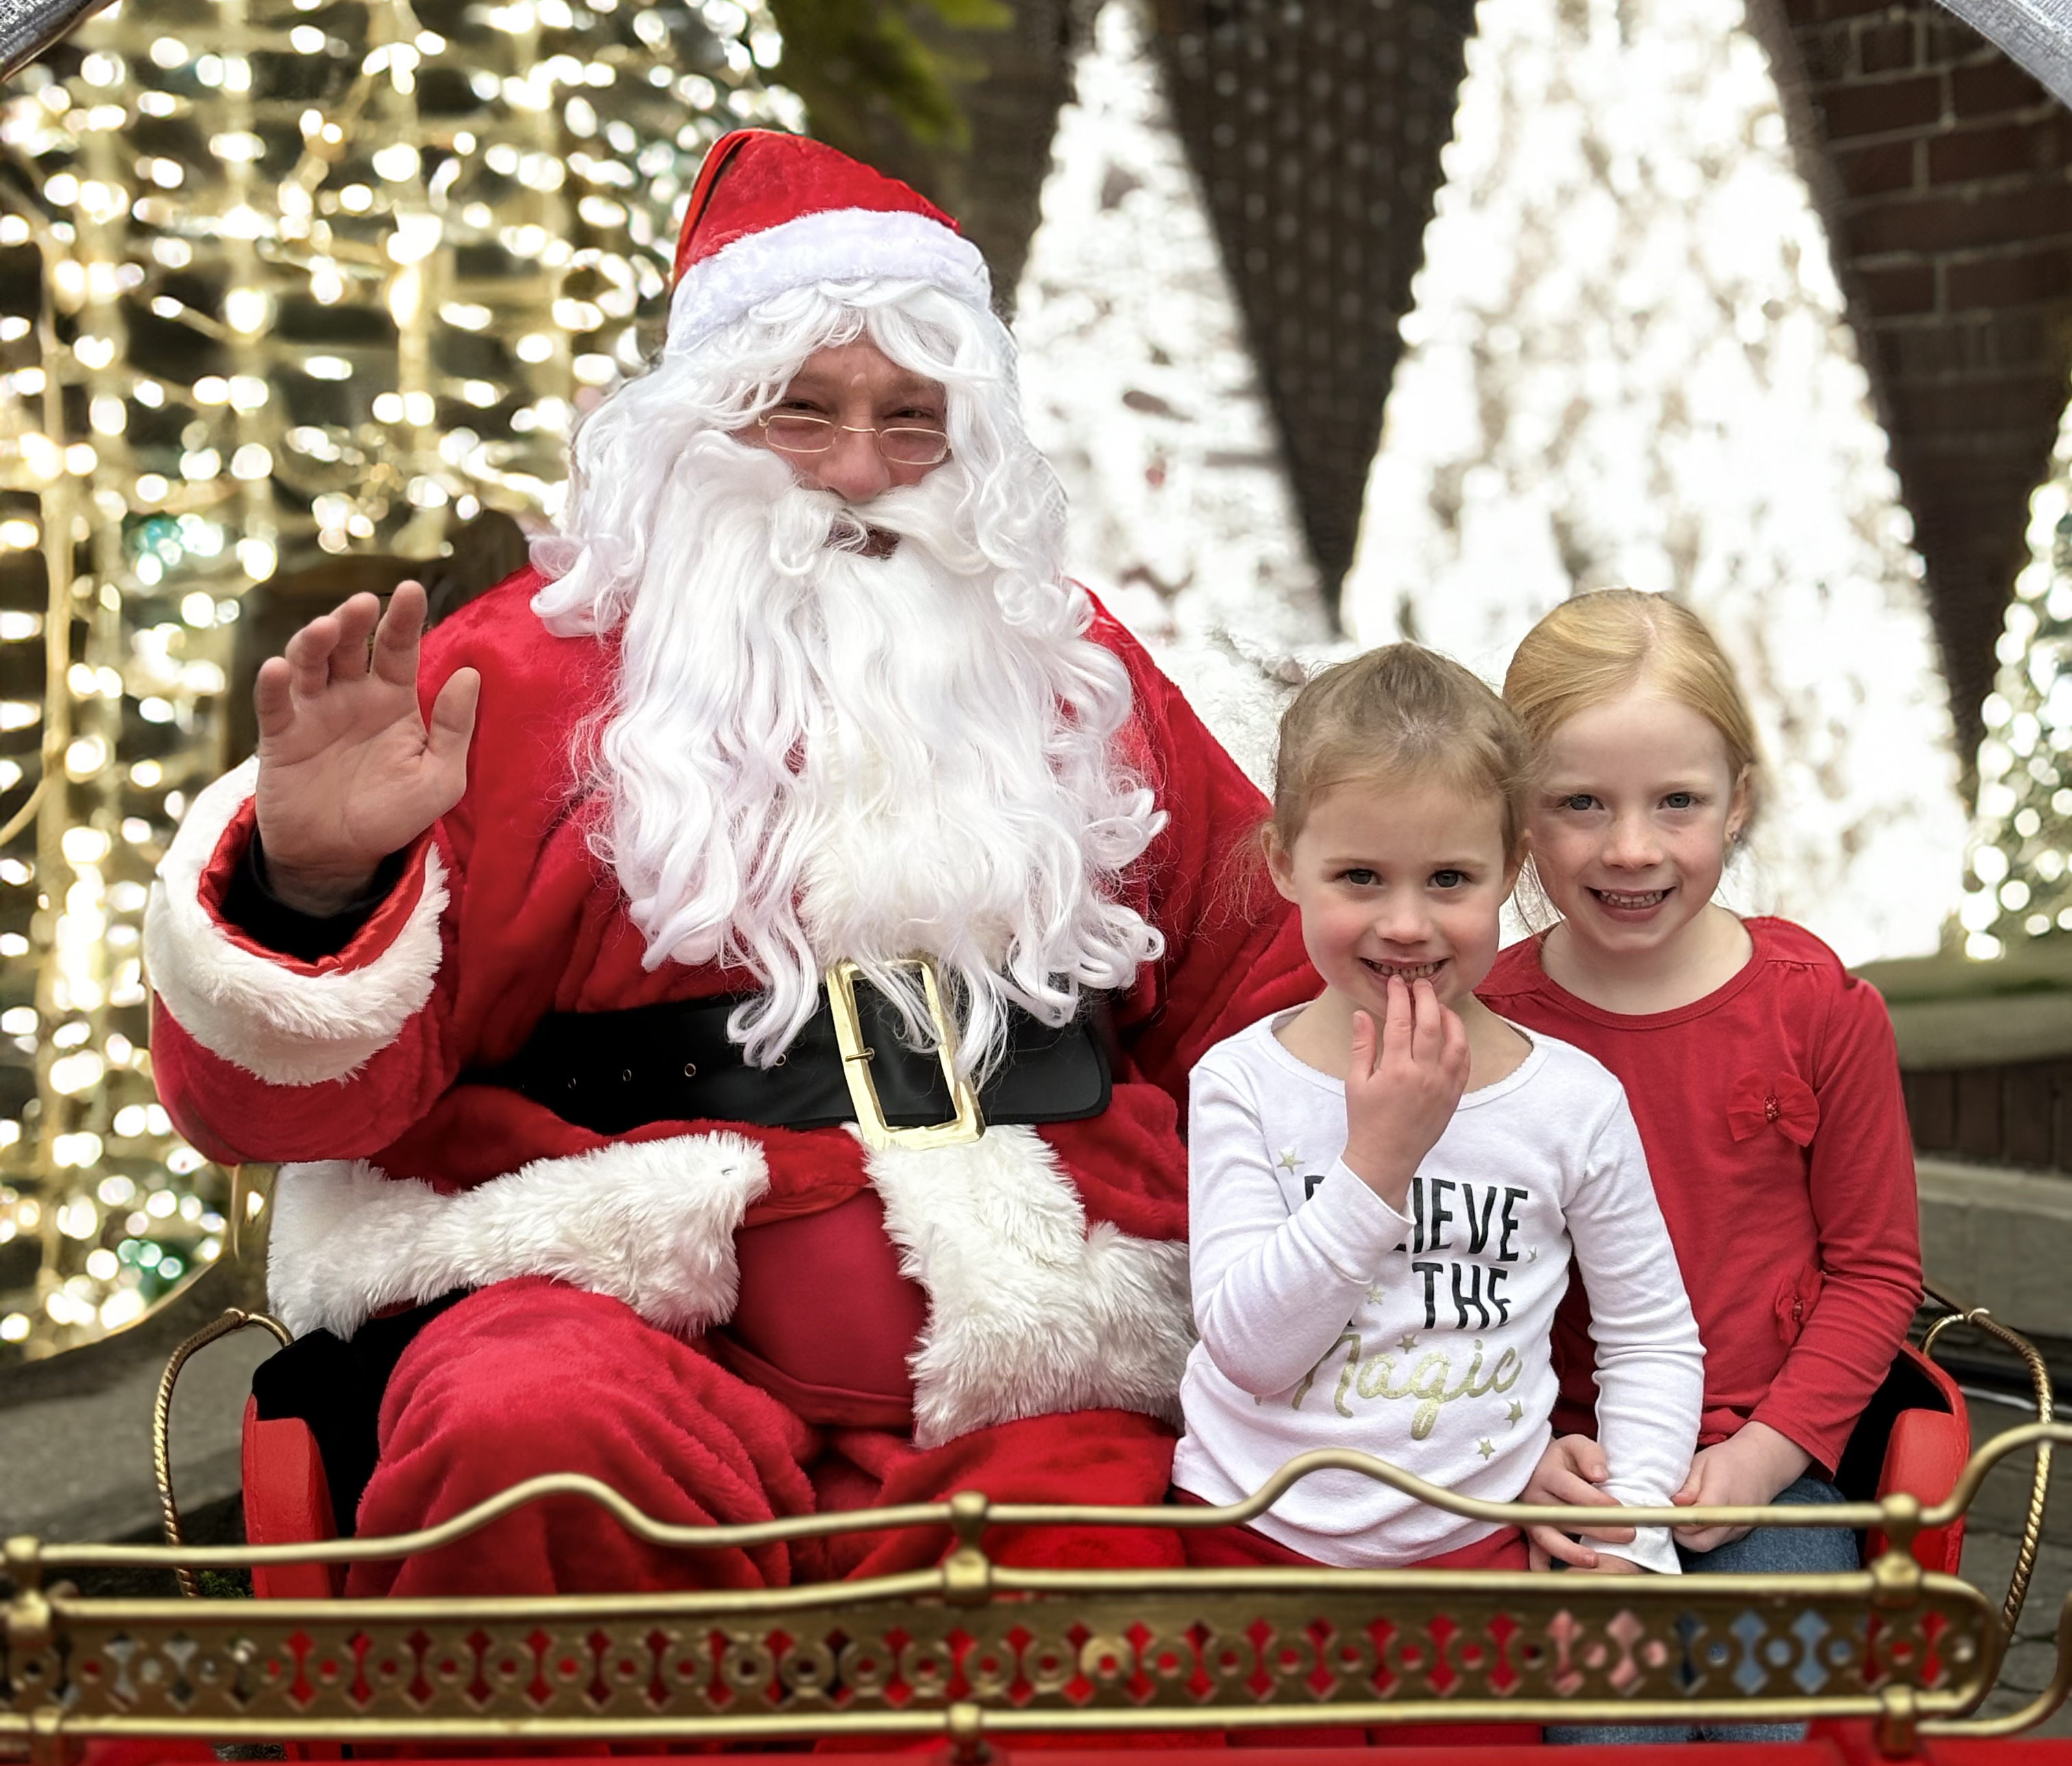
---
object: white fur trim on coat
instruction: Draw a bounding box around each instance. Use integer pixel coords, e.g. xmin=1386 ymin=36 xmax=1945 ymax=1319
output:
xmin=143 ymin=759 xmax=450 ymax=1086
xmin=667 ymin=208 xmax=992 ymax=354
xmin=866 ymin=1126 xmax=1194 ymax=1449
xmin=266 ymin=1133 xmax=771 ymax=1340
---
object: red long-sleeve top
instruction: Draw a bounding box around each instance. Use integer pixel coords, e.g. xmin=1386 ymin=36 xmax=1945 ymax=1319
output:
xmin=1479 ymin=918 xmax=1921 ymax=1475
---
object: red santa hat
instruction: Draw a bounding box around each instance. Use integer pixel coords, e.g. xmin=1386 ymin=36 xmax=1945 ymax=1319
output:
xmin=665 ymin=130 xmax=993 ymax=354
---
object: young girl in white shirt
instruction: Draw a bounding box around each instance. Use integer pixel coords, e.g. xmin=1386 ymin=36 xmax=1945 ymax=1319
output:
xmin=1172 ymin=643 xmax=1704 ymax=1585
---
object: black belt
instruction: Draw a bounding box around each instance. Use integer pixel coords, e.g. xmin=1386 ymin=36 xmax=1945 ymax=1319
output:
xmin=470 ymin=970 xmax=1113 ymax=1139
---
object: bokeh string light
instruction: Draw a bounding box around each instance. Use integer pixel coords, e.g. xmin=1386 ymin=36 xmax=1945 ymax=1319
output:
xmin=0 ymin=0 xmax=798 ymax=1356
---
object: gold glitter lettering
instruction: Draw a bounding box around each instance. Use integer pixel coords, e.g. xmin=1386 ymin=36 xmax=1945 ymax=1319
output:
xmin=1292 ymin=1332 xmax=1362 ymax=1412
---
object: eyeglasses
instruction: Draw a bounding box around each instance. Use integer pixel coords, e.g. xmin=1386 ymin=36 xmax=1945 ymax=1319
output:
xmin=756 ymin=414 xmax=951 ymax=467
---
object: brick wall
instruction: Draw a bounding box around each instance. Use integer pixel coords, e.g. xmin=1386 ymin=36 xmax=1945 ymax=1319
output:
xmin=1753 ymin=0 xmax=2072 ymax=765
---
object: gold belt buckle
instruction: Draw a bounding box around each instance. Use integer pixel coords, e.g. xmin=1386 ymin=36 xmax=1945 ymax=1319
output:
xmin=824 ymin=957 xmax=985 ymax=1152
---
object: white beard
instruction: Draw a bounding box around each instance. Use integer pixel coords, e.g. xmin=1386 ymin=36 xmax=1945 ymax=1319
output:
xmin=545 ymin=433 xmax=1166 ymax=1077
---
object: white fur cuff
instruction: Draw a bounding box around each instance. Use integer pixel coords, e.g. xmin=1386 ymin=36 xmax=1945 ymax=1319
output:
xmin=143 ymin=759 xmax=450 ymax=1086
xmin=266 ymin=1133 xmax=772 ymax=1340
xmin=867 ymin=1127 xmax=1194 ymax=1449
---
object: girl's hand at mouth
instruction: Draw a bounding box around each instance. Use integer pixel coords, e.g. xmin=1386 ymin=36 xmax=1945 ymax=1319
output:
xmin=1340 ymin=976 xmax=1469 ymax=1213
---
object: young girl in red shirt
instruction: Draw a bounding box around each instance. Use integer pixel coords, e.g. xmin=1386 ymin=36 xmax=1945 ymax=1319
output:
xmin=1477 ymin=589 xmax=1923 ymax=1745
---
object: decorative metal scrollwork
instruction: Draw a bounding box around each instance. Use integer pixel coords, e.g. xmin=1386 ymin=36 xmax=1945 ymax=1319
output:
xmin=5 ymin=1423 xmax=2072 ymax=1757
xmin=0 ymin=1575 xmax=2002 ymax=1731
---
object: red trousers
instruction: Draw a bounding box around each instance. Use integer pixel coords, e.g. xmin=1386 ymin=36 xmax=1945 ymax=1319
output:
xmin=347 ymin=1278 xmax=1185 ymax=1597
xmin=1178 ymin=1498 xmax=1541 ymax=1749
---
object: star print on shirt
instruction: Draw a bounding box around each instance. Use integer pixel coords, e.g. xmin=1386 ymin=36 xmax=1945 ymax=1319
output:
xmin=1505 ymin=1399 xmax=1524 ymax=1426
xmin=1276 ymin=1149 xmax=1301 ymax=1173
xmin=1364 ymin=1285 xmax=1387 ymax=1305
xmin=1398 ymin=1332 xmax=1419 ymax=1352
xmin=1526 ymin=1247 xmax=1539 ymax=1262
xmin=1476 ymin=1438 xmax=1495 ymax=1460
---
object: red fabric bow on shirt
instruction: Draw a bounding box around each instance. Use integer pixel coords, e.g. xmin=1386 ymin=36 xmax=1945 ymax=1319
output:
xmin=1728 ymin=1071 xmax=1820 ymax=1146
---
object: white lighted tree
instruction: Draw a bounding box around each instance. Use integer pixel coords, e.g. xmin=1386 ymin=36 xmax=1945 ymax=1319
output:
xmin=1345 ymin=0 xmax=1966 ymax=966
xmin=1958 ymin=456 xmax=2072 ymax=958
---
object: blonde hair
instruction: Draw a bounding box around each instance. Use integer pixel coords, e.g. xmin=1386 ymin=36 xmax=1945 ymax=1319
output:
xmin=1271 ymin=643 xmax=1534 ymax=860
xmin=1503 ymin=590 xmax=1764 ymax=830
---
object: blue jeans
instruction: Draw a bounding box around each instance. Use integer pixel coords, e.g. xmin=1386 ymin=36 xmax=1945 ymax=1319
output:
xmin=1544 ymin=1475 xmax=1858 ymax=1745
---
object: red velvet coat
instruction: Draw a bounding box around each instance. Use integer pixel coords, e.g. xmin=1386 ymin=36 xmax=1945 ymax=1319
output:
xmin=145 ymin=571 xmax=1313 ymax=1585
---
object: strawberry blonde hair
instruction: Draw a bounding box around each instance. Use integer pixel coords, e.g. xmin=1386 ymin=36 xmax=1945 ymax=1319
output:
xmin=1501 ymin=590 xmax=1765 ymax=833
xmin=1270 ymin=643 xmax=1535 ymax=861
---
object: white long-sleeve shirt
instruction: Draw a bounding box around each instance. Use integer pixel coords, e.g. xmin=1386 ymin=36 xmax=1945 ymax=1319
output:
xmin=1172 ymin=1011 xmax=1703 ymax=1573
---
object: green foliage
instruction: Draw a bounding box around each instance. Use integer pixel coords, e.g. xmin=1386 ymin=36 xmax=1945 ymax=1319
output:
xmin=766 ymin=0 xmax=1009 ymax=153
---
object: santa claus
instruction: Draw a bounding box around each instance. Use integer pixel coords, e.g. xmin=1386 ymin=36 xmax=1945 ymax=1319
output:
xmin=145 ymin=130 xmax=1311 ymax=1596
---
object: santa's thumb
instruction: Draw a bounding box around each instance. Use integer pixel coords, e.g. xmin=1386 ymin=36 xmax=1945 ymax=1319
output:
xmin=428 ymin=666 xmax=481 ymax=765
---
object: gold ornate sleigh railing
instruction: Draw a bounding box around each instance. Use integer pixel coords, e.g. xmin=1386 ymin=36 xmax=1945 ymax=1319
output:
xmin=1 ymin=1428 xmax=2070 ymax=1763
xmin=0 ymin=1281 xmax=2058 ymax=1761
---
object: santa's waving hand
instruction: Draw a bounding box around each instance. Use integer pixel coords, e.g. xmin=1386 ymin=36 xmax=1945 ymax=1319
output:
xmin=145 ymin=131 xmax=1316 ymax=1597
xmin=251 ymin=585 xmax=478 ymax=913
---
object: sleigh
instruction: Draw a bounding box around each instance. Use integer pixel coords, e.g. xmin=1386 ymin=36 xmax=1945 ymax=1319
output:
xmin=0 ymin=1283 xmax=2062 ymax=1765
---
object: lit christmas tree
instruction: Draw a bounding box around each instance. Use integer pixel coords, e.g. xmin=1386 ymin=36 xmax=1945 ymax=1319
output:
xmin=0 ymin=0 xmax=798 ymax=1354
xmin=1958 ymin=459 xmax=2072 ymax=960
